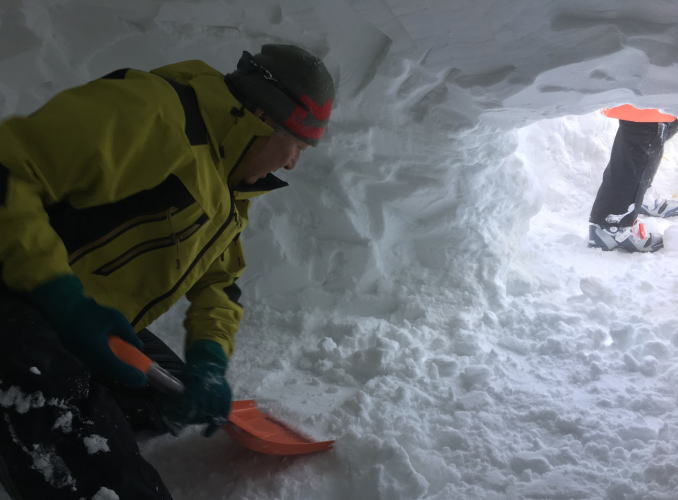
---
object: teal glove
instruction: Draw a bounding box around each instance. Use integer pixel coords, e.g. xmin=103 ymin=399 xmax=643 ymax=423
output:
xmin=164 ymin=340 xmax=232 ymax=437
xmin=29 ymin=275 xmax=146 ymax=387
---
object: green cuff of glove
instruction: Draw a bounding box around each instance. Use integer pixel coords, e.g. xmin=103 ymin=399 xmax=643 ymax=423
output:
xmin=186 ymin=339 xmax=228 ymax=371
xmin=162 ymin=340 xmax=231 ymax=435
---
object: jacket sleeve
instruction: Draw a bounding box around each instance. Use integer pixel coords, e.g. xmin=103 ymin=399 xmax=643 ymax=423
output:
xmin=184 ymin=235 xmax=246 ymax=358
xmin=0 ymin=71 xmax=192 ymax=291
xmin=0 ymin=156 xmax=72 ymax=290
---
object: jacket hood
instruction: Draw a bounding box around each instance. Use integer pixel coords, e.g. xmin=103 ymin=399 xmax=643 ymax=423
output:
xmin=151 ymin=60 xmax=276 ymax=182
xmin=151 ymin=60 xmax=223 ymax=85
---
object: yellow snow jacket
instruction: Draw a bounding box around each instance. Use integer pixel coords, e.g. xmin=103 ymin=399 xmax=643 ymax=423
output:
xmin=0 ymin=60 xmax=287 ymax=357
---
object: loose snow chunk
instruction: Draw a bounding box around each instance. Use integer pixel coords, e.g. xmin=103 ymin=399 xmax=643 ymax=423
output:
xmin=52 ymin=411 xmax=73 ymax=433
xmin=510 ymin=452 xmax=552 ymax=474
xmin=92 ymin=487 xmax=120 ymax=500
xmin=84 ymin=435 xmax=110 ymax=454
xmin=517 ymin=472 xmax=590 ymax=499
xmin=28 ymin=444 xmax=76 ymax=489
xmin=617 ymin=425 xmax=657 ymax=443
xmin=29 ymin=366 xmax=42 ymax=375
xmin=459 ymin=366 xmax=491 ymax=390
xmin=0 ymin=386 xmax=46 ymax=413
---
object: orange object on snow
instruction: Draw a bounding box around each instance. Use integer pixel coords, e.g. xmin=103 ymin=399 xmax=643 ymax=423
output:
xmin=602 ymin=104 xmax=676 ymax=122
xmin=108 ymin=336 xmax=335 ymax=456
xmin=226 ymin=400 xmax=335 ymax=455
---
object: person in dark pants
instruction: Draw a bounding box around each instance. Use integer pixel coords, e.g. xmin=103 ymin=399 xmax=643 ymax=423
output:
xmin=589 ymin=105 xmax=678 ymax=252
xmin=0 ymin=44 xmax=335 ymax=499
xmin=0 ymin=288 xmax=181 ymax=499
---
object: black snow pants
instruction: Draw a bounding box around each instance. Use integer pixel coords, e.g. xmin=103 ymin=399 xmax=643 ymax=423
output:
xmin=590 ymin=119 xmax=678 ymax=227
xmin=0 ymin=287 xmax=184 ymax=499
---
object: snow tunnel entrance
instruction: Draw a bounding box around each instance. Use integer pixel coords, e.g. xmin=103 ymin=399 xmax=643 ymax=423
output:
xmin=506 ymin=111 xmax=678 ymax=346
xmin=515 ymin=111 xmax=678 ymax=251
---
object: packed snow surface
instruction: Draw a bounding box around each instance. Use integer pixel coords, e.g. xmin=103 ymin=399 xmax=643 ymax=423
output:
xmin=2 ymin=1 xmax=678 ymax=499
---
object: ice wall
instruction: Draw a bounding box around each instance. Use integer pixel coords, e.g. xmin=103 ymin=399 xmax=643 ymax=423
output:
xmin=1 ymin=0 xmax=677 ymax=315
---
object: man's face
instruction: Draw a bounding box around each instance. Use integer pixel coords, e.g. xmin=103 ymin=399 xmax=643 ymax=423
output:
xmin=238 ymin=120 xmax=310 ymax=185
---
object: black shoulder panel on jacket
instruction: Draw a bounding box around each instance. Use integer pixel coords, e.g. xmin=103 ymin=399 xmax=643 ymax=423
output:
xmin=0 ymin=163 xmax=7 ymax=206
xmin=101 ymin=68 xmax=130 ymax=80
xmin=223 ymin=282 xmax=242 ymax=306
xmin=160 ymin=77 xmax=209 ymax=146
xmin=47 ymin=174 xmax=195 ymax=263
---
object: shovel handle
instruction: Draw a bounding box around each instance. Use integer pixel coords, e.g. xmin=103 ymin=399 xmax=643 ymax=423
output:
xmin=108 ymin=336 xmax=185 ymax=395
xmin=108 ymin=336 xmax=153 ymax=373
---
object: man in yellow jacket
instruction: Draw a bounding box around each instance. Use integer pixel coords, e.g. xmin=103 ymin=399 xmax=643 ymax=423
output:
xmin=0 ymin=44 xmax=334 ymax=499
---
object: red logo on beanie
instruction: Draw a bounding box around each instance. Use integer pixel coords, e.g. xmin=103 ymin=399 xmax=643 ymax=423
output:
xmin=283 ymin=95 xmax=333 ymax=140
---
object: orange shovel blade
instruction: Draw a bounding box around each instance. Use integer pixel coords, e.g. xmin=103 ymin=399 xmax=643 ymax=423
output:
xmin=225 ymin=400 xmax=334 ymax=456
xmin=109 ymin=337 xmax=335 ymax=456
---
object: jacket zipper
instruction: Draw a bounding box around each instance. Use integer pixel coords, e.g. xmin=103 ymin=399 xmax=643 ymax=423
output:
xmin=131 ymin=199 xmax=235 ymax=326
xmin=130 ymin=138 xmax=257 ymax=327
